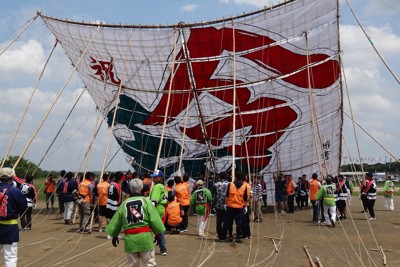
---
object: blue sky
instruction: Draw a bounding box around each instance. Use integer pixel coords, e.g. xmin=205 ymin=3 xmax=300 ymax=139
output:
xmin=1 ymin=0 xmax=400 ymax=172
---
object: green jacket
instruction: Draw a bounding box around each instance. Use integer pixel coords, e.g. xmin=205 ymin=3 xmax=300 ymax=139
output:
xmin=316 ymin=184 xmax=336 ymax=207
xmin=383 ymin=180 xmax=395 ymax=198
xmin=149 ymin=183 xmax=168 ymax=218
xmin=105 ymin=195 xmax=165 ymax=253
xmin=190 ymin=186 xmax=212 ymax=215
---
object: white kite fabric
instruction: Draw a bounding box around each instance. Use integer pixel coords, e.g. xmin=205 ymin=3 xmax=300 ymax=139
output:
xmin=41 ymin=0 xmax=342 ymax=179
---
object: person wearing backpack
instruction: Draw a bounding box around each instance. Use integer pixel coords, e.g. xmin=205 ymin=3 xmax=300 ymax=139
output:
xmin=190 ymin=180 xmax=212 ymax=237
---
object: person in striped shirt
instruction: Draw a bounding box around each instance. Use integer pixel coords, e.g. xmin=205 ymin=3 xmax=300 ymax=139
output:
xmin=251 ymin=176 xmax=263 ymax=222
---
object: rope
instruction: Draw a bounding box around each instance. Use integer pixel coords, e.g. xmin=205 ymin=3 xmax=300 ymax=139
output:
xmin=35 ymin=88 xmax=85 ymax=170
xmin=343 ymin=111 xmax=400 ymax=164
xmin=151 ymin=28 xmax=178 ymax=172
xmin=345 ymin=0 xmax=400 ymax=86
xmin=12 ymin=25 xmax=102 ymax=169
xmin=0 ymin=14 xmax=39 ymax=57
xmin=231 ymin=19 xmax=237 ymax=177
xmin=1 ymin=40 xmax=58 ymax=168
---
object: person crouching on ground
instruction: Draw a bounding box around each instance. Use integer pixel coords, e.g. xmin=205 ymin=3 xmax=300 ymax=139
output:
xmin=190 ymin=180 xmax=212 ymax=237
xmin=165 ymin=192 xmax=183 ymax=233
xmin=0 ymin=167 xmax=27 ymax=267
xmin=316 ymin=176 xmax=337 ymax=227
xmin=106 ymin=178 xmax=165 ymax=267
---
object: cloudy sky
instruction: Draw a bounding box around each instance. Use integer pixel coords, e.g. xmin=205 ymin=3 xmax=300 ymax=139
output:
xmin=0 ymin=0 xmax=399 ymax=173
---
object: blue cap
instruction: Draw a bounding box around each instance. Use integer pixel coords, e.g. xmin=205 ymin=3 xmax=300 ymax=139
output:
xmin=150 ymin=170 xmax=163 ymax=177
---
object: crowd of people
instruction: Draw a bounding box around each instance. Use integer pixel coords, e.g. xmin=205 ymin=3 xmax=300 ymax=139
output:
xmin=273 ymin=172 xmax=396 ymax=228
xmin=0 ymin=166 xmax=397 ymax=267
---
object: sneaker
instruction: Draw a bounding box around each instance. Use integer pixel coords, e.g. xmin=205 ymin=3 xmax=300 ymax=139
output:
xmin=368 ymin=217 xmax=376 ymax=221
xmin=80 ymin=227 xmax=91 ymax=234
xmin=198 ymin=233 xmax=206 ymax=237
xmin=161 ymin=250 xmax=167 ymax=256
xmin=222 ymin=238 xmax=233 ymax=243
xmin=280 ymin=210 xmax=286 ymax=215
xmin=235 ymin=239 xmax=243 ymax=243
xmin=107 ymin=235 xmax=113 ymax=240
xmin=330 ymin=218 xmax=336 ymax=228
xmin=98 ymin=229 xmax=103 ymax=232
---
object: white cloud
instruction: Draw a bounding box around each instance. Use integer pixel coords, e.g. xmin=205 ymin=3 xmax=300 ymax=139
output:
xmin=0 ymin=39 xmax=45 ymax=74
xmin=181 ymin=4 xmax=199 ymax=12
xmin=341 ymin=22 xmax=400 ymax=160
xmin=219 ymin=0 xmax=279 ymax=8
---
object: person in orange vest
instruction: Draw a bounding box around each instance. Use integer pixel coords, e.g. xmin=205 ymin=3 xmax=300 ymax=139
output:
xmin=97 ymin=173 xmax=110 ymax=232
xmin=77 ymin=172 xmax=94 ymax=233
xmin=285 ymin=174 xmax=296 ymax=213
xmin=174 ymin=174 xmax=191 ymax=232
xmin=165 ymin=192 xmax=183 ymax=233
xmin=220 ymin=171 xmax=248 ymax=244
xmin=309 ymin=173 xmax=321 ymax=224
xmin=44 ymin=174 xmax=56 ymax=210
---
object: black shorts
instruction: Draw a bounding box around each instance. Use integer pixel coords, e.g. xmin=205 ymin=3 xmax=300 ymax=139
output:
xmin=336 ymin=200 xmax=346 ymax=212
xmin=105 ymin=209 xmax=116 ymax=219
xmin=99 ymin=205 xmax=107 ymax=216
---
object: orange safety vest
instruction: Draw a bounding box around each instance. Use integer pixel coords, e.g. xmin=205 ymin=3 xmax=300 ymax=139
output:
xmin=175 ymin=182 xmax=191 ymax=206
xmin=78 ymin=179 xmax=92 ymax=203
xmin=286 ymin=179 xmax=295 ymax=195
xmin=309 ymin=179 xmax=319 ymax=201
xmin=227 ymin=182 xmax=247 ymax=209
xmin=45 ymin=180 xmax=55 ymax=193
xmin=166 ymin=200 xmax=182 ymax=226
xmin=97 ymin=181 xmax=109 ymax=206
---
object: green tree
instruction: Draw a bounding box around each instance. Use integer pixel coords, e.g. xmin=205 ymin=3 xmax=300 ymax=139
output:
xmin=1 ymin=155 xmax=46 ymax=179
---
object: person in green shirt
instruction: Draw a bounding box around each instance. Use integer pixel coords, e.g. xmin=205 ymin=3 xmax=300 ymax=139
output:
xmin=149 ymin=169 xmax=168 ymax=255
xmin=383 ymin=176 xmax=395 ymax=211
xmin=190 ymin=180 xmax=212 ymax=237
xmin=105 ymin=178 xmax=165 ymax=266
xmin=316 ymin=176 xmax=337 ymax=227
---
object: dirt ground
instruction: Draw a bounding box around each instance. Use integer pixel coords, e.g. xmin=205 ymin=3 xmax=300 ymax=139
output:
xmin=17 ymin=196 xmax=399 ymax=267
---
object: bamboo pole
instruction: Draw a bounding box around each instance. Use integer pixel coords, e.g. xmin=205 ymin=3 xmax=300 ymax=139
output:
xmin=303 ymin=245 xmax=317 ymax=267
xmin=379 ymin=246 xmax=387 ymax=266
xmin=315 ymin=257 xmax=323 ymax=267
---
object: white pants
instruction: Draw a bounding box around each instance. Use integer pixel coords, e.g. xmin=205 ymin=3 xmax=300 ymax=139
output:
xmin=384 ymin=198 xmax=394 ymax=211
xmin=196 ymin=215 xmax=207 ymax=236
xmin=347 ymin=193 xmax=352 ymax=204
xmin=64 ymin=201 xmax=74 ymax=221
xmin=324 ymin=206 xmax=336 ymax=226
xmin=1 ymin=242 xmax=18 ymax=267
xmin=126 ymin=249 xmax=156 ymax=267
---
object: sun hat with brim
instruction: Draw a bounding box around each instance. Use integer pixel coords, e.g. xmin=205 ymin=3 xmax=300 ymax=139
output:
xmin=196 ymin=180 xmax=204 ymax=186
xmin=150 ymin=170 xmax=163 ymax=177
xmin=0 ymin=167 xmax=15 ymax=179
